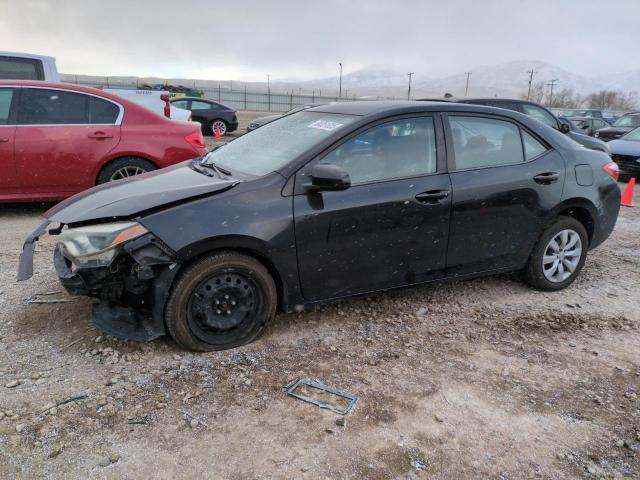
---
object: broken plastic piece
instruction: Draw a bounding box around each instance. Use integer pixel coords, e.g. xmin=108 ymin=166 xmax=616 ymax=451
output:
xmin=285 ymin=378 xmax=358 ymax=415
xmin=24 ymin=291 xmax=73 ymax=304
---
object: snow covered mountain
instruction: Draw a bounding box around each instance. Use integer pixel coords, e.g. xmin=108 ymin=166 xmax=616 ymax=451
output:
xmin=278 ymin=60 xmax=640 ymax=99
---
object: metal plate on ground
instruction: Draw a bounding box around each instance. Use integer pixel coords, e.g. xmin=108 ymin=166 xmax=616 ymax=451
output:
xmin=285 ymin=377 xmax=358 ymax=415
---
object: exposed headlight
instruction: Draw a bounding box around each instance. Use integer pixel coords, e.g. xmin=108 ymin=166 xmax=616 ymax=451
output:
xmin=57 ymin=222 xmax=148 ymax=268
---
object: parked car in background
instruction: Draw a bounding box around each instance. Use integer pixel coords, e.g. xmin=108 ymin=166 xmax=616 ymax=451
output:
xmin=170 ymin=97 xmax=238 ymax=136
xmin=419 ymin=97 xmax=610 ymax=154
xmin=567 ymin=116 xmax=610 ymax=136
xmin=0 ymin=81 xmax=207 ymax=202
xmin=246 ymin=103 xmax=324 ymax=132
xmin=607 ymin=127 xmax=640 ymax=179
xmin=0 ymin=51 xmax=59 ymax=82
xmin=18 ymin=101 xmax=620 ymax=351
xmin=595 ymin=113 xmax=640 ymax=141
xmin=572 ymin=109 xmax=604 ymax=118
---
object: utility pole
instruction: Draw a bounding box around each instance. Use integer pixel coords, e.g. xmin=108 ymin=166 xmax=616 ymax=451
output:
xmin=546 ymin=78 xmax=558 ymax=106
xmin=526 ymin=69 xmax=536 ymax=100
xmin=407 ymin=72 xmax=414 ymax=100
xmin=266 ymin=74 xmax=271 ymax=111
xmin=464 ymin=72 xmax=472 ymax=96
xmin=338 ymin=62 xmax=343 ymax=98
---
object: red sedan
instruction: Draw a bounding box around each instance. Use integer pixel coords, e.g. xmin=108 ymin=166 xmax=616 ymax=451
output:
xmin=0 ymin=81 xmax=208 ymax=202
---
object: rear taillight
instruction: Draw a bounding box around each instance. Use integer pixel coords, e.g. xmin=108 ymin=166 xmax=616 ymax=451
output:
xmin=603 ymin=162 xmax=619 ymax=181
xmin=161 ymin=94 xmax=171 ymax=118
xmin=185 ymin=131 xmax=205 ymax=149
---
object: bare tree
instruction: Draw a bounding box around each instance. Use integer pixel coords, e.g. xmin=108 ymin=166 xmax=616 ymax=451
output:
xmin=521 ymin=81 xmax=546 ymax=104
xmin=548 ymin=88 xmax=582 ymax=108
xmin=585 ymin=90 xmax=638 ymax=111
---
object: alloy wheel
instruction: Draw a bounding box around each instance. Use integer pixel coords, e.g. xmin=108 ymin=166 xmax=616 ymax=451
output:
xmin=109 ymin=166 xmax=146 ymax=181
xmin=212 ymin=120 xmax=227 ymax=136
xmin=542 ymin=229 xmax=583 ymax=283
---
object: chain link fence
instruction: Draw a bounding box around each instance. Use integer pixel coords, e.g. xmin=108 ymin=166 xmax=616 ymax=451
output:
xmin=60 ymin=74 xmax=366 ymax=113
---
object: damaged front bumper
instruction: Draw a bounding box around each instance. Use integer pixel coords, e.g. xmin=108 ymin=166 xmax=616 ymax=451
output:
xmin=18 ymin=225 xmax=182 ymax=342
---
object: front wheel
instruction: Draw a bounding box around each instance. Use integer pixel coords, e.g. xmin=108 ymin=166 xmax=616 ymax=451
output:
xmin=523 ymin=216 xmax=588 ymax=291
xmin=165 ymin=252 xmax=277 ymax=351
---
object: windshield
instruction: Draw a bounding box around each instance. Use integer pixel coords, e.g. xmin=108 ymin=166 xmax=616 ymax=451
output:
xmin=203 ymin=111 xmax=356 ymax=176
xmin=613 ymin=115 xmax=640 ymax=128
xmin=622 ymin=127 xmax=640 ymax=141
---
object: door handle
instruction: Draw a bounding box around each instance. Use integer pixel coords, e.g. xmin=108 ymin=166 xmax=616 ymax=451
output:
xmin=88 ymin=132 xmax=113 ymax=139
xmin=533 ymin=172 xmax=560 ymax=184
xmin=0 ymin=137 xmax=9 ymax=143
xmin=415 ymin=189 xmax=450 ymax=203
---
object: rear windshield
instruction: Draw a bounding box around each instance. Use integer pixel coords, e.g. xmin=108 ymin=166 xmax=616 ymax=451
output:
xmin=203 ymin=111 xmax=356 ymax=176
xmin=0 ymin=56 xmax=43 ymax=80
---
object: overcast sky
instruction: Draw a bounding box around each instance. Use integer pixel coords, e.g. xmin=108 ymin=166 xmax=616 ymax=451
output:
xmin=1 ymin=0 xmax=639 ymax=81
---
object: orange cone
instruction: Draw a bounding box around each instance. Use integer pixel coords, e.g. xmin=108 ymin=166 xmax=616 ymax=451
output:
xmin=621 ymin=177 xmax=636 ymax=207
xmin=215 ymin=127 xmax=221 ymax=140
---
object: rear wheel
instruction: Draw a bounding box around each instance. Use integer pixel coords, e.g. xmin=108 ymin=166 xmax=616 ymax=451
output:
xmin=165 ymin=251 xmax=276 ymax=351
xmin=97 ymin=157 xmax=156 ymax=184
xmin=210 ymin=119 xmax=228 ymax=136
xmin=523 ymin=216 xmax=588 ymax=291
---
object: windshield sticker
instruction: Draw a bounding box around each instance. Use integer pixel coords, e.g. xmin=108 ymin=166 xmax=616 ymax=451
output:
xmin=308 ymin=119 xmax=343 ymax=131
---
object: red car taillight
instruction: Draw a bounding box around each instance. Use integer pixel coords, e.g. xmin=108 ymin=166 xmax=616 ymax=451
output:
xmin=603 ymin=162 xmax=619 ymax=181
xmin=161 ymin=94 xmax=171 ymax=118
xmin=185 ymin=131 xmax=205 ymax=149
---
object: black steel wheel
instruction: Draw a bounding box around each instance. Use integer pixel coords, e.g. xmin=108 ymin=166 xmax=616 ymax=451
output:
xmin=165 ymin=251 xmax=276 ymax=351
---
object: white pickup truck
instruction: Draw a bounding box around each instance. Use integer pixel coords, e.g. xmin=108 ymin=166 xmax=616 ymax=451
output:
xmin=0 ymin=51 xmax=192 ymax=121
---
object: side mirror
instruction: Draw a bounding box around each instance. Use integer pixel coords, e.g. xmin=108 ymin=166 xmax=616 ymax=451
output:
xmin=559 ymin=123 xmax=571 ymax=134
xmin=306 ymin=163 xmax=350 ymax=192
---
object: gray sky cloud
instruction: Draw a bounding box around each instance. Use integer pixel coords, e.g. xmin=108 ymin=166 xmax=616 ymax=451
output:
xmin=1 ymin=0 xmax=639 ymax=80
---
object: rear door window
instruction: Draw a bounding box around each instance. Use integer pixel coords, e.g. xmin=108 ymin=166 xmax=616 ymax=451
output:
xmin=19 ymin=88 xmax=89 ymax=125
xmin=522 ymin=131 xmax=548 ymax=160
xmin=448 ymin=115 xmax=525 ymax=169
xmin=89 ymin=96 xmax=120 ymax=124
xmin=0 ymin=56 xmax=44 ymax=80
xmin=0 ymin=88 xmax=15 ymax=125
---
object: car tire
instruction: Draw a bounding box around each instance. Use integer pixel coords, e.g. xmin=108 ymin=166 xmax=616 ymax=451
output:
xmin=97 ymin=157 xmax=156 ymax=184
xmin=165 ymin=251 xmax=277 ymax=352
xmin=523 ymin=216 xmax=588 ymax=291
xmin=209 ymin=119 xmax=228 ymax=136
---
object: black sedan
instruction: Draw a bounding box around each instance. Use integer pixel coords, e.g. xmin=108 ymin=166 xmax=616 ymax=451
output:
xmin=18 ymin=101 xmax=621 ymax=351
xmin=595 ymin=112 xmax=640 ymax=141
xmin=170 ymin=97 xmax=238 ymax=136
xmin=567 ymin=116 xmax=610 ymax=136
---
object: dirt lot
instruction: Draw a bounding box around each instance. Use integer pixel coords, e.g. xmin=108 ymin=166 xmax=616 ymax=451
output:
xmin=0 ymin=121 xmax=638 ymax=478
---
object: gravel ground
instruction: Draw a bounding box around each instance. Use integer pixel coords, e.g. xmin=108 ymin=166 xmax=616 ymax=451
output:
xmin=0 ymin=123 xmax=638 ymax=478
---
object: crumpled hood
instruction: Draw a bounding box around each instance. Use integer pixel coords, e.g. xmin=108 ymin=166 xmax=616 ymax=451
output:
xmin=608 ymin=139 xmax=640 ymax=156
xmin=45 ymin=161 xmax=239 ymax=224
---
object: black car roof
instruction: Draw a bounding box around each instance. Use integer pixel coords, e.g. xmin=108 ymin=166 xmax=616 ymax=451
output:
xmin=307 ymin=100 xmax=530 ymax=117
